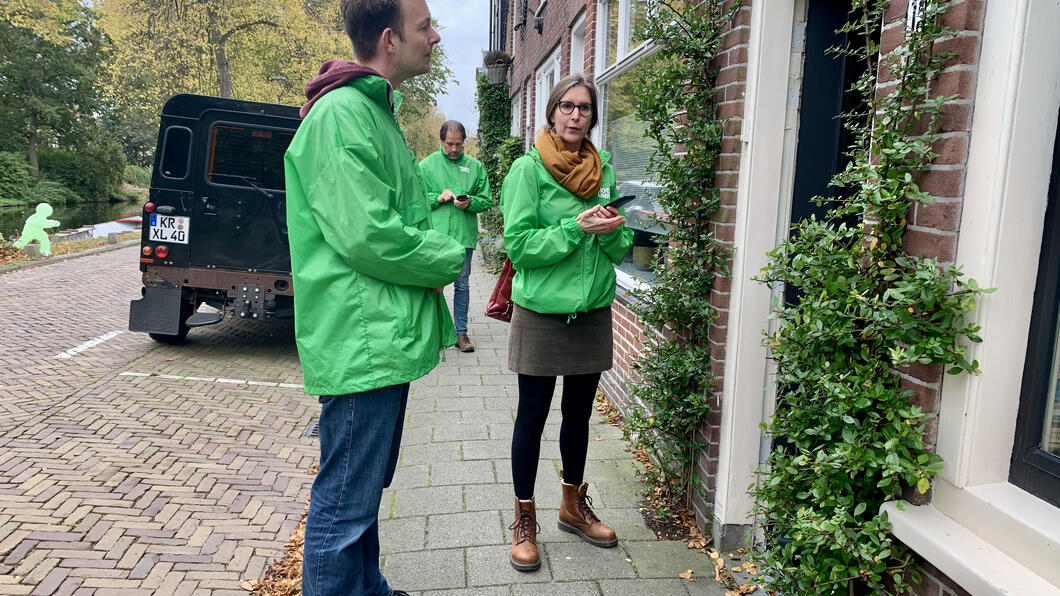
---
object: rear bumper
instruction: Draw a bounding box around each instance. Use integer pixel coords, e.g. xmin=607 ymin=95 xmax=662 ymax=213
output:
xmin=142 ymin=265 xmax=292 ymax=296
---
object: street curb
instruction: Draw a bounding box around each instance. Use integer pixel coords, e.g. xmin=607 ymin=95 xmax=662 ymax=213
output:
xmin=0 ymin=239 xmax=140 ymax=276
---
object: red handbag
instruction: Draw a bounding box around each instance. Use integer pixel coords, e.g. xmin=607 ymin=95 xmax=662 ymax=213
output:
xmin=485 ymin=258 xmax=516 ymax=322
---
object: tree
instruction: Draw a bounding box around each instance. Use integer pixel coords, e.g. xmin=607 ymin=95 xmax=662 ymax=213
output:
xmin=0 ymin=6 xmax=105 ymax=176
xmin=401 ymin=103 xmax=446 ymax=161
xmin=0 ymin=0 xmax=82 ymax=43
xmin=97 ymin=1 xmax=453 ymax=125
xmin=96 ymin=0 xmax=349 ymax=110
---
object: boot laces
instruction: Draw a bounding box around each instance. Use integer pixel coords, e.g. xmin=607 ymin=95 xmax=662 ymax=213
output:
xmin=577 ymin=493 xmax=601 ymax=524
xmin=509 ymin=512 xmax=540 ymax=544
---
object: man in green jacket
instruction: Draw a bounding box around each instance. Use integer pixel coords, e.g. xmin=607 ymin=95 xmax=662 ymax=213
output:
xmin=418 ymin=120 xmax=492 ymax=352
xmin=283 ymin=1 xmax=465 ymax=594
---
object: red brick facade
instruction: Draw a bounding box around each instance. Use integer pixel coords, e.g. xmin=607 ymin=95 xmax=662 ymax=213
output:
xmin=885 ymin=0 xmax=986 ymax=517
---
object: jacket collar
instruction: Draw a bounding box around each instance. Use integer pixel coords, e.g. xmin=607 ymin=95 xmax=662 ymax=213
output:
xmin=350 ymin=75 xmax=404 ymax=115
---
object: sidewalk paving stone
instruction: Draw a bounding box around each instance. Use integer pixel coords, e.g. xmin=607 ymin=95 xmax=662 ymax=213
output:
xmin=381 ymin=548 xmax=466 ymax=591
xmin=514 ymin=581 xmax=600 ymax=595
xmin=379 ymin=516 xmax=427 ymax=554
xmin=393 ymin=486 xmax=465 ymax=518
xmin=624 ymin=540 xmax=719 ymax=579
xmin=425 ymin=511 xmax=505 ymax=549
xmin=430 ymin=460 xmax=496 ymax=485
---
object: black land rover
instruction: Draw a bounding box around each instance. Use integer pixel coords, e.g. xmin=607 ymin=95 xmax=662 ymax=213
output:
xmin=128 ymin=94 xmax=301 ymax=343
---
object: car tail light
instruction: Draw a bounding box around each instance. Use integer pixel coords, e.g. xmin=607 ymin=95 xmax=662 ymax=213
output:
xmin=142 ymin=246 xmax=153 ymax=256
xmin=144 ymin=202 xmax=156 ymax=213
xmin=154 ymin=245 xmax=169 ymax=259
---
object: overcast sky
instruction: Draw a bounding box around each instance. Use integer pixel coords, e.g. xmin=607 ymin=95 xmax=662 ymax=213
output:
xmin=428 ymin=0 xmax=489 ymax=136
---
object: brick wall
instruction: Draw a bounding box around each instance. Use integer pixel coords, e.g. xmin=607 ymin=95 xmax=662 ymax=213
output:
xmin=911 ymin=556 xmax=973 ymax=596
xmin=506 ymin=2 xmax=590 ymax=142
xmin=882 ymin=1 xmax=987 ymax=594
xmin=689 ymin=0 xmax=752 ymax=530
xmin=881 ymin=0 xmax=985 ymax=512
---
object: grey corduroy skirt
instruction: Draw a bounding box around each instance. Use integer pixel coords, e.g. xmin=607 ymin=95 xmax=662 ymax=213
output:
xmin=507 ymin=304 xmax=614 ymax=376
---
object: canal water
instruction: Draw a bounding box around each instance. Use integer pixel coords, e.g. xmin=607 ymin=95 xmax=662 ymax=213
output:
xmin=1 ymin=200 xmax=143 ymax=240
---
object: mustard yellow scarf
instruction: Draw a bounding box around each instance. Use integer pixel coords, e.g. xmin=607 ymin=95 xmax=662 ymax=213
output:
xmin=534 ymin=130 xmax=602 ymax=200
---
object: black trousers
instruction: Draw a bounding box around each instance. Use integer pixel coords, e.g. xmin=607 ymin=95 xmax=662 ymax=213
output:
xmin=511 ymin=372 xmax=602 ymax=500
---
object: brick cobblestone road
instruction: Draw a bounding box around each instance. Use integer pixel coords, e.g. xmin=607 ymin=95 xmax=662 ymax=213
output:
xmin=1 ymin=246 xmax=317 ymax=595
xmin=1 ymin=246 xmax=737 ymax=595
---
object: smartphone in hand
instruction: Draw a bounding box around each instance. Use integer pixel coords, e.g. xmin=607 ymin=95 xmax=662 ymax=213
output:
xmin=605 ymin=195 xmax=636 ymax=210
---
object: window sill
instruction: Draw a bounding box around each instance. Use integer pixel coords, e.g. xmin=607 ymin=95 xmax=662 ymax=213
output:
xmin=881 ymin=481 xmax=1060 ymax=594
xmin=614 ymin=265 xmax=648 ymax=292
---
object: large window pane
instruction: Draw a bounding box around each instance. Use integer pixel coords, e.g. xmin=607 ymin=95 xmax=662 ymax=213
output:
xmin=605 ymin=0 xmax=620 ymax=68
xmin=1047 ymin=313 xmax=1060 ymax=456
xmin=160 ymin=126 xmax=192 ymax=179
xmin=207 ymin=124 xmax=293 ymax=191
xmin=629 ymin=0 xmax=650 ymax=52
xmin=602 ymin=63 xmax=666 ymax=282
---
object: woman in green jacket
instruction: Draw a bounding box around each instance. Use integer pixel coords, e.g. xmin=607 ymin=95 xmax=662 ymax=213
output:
xmin=501 ymin=74 xmax=634 ymax=572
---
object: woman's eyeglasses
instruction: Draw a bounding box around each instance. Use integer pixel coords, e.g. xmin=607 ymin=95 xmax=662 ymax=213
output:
xmin=557 ymin=101 xmax=592 ymax=117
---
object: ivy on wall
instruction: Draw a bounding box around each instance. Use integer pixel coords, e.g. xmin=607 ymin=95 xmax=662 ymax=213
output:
xmin=750 ymin=2 xmax=990 ymax=594
xmin=474 ymin=72 xmax=522 ymax=269
xmin=624 ymin=0 xmax=740 ymax=513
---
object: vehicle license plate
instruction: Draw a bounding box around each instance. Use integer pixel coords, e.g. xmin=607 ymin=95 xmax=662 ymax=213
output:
xmin=149 ymin=214 xmax=190 ymax=244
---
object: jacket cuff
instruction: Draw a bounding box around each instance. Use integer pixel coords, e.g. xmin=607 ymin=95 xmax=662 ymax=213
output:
xmin=561 ymin=216 xmax=588 ymax=241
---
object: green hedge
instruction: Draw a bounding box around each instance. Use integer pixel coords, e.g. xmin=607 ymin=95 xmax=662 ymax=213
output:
xmin=0 ymin=152 xmax=31 ymax=205
xmin=124 ymin=164 xmax=151 ymax=187
xmin=38 ymin=137 xmax=125 ymax=201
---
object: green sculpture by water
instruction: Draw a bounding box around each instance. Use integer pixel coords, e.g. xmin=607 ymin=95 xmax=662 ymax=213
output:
xmin=12 ymin=203 xmax=61 ymax=256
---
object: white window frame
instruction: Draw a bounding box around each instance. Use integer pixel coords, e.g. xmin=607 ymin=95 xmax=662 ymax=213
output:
xmin=534 ymin=46 xmax=562 ymax=139
xmin=510 ymin=90 xmax=522 ymax=138
xmin=594 ymin=0 xmax=659 ymax=284
xmin=594 ymin=0 xmax=657 ymax=147
xmin=523 ymin=77 xmax=533 ymax=152
xmin=595 ymin=0 xmax=650 ymax=74
xmin=570 ymin=13 xmax=586 ymax=76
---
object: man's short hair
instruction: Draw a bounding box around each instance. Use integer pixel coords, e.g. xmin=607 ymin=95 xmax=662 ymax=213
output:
xmin=341 ymin=0 xmax=404 ymax=62
xmin=439 ymin=121 xmax=467 ymax=141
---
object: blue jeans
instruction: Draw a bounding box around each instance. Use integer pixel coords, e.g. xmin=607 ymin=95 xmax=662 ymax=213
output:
xmin=302 ymin=384 xmax=409 ymax=596
xmin=453 ymin=248 xmax=474 ymax=334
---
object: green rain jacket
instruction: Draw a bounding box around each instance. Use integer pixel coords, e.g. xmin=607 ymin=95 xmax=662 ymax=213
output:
xmin=500 ymin=148 xmax=634 ymax=316
xmin=284 ymin=76 xmax=466 ymax=396
xmin=418 ymin=148 xmax=492 ymax=249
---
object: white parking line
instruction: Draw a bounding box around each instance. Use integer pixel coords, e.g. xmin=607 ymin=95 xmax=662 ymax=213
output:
xmin=118 ymin=371 xmax=301 ymax=389
xmin=56 ymin=331 xmax=125 ymax=359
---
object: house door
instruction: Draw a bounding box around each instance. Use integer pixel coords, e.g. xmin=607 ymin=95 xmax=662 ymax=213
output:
xmin=785 ymin=0 xmax=874 ymax=305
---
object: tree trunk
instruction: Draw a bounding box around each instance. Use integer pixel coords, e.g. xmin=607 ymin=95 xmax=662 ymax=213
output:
xmin=27 ymin=112 xmax=39 ymax=178
xmin=206 ymin=7 xmax=232 ymax=98
xmin=215 ymin=39 xmax=232 ymax=98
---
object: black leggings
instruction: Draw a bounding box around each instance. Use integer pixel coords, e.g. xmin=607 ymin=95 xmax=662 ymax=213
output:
xmin=511 ymin=372 xmax=602 ymax=500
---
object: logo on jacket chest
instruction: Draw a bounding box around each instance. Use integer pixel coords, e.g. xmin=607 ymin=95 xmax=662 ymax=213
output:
xmin=458 ymin=166 xmax=470 ymax=173
xmin=598 ymin=187 xmax=611 ymax=200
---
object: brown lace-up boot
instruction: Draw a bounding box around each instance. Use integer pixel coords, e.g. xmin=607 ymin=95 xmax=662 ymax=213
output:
xmin=509 ymin=498 xmax=540 ymax=571
xmin=558 ymin=482 xmax=618 ymax=547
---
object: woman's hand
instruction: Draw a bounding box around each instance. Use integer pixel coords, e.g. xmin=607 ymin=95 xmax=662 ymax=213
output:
xmin=576 ymin=205 xmax=625 ymax=235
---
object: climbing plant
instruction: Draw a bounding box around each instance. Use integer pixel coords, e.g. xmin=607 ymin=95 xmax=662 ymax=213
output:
xmin=750 ymin=2 xmax=990 ymax=594
xmin=624 ymin=0 xmax=740 ymax=512
xmin=475 ymin=72 xmax=521 ymax=268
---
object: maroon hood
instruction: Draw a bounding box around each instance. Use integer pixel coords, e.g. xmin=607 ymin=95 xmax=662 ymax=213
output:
xmin=300 ymin=59 xmax=382 ymax=118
